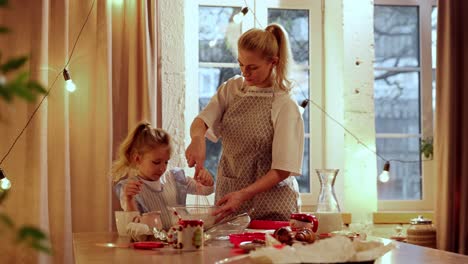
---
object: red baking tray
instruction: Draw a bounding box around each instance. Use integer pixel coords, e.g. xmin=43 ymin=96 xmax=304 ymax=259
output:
xmin=248 ymin=220 xmax=290 ymax=230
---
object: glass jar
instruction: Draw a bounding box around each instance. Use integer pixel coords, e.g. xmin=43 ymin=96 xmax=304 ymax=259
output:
xmin=407 ymin=215 xmax=437 ymax=248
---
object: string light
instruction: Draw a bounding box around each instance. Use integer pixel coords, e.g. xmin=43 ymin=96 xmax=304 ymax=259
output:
xmin=235 ymin=0 xmax=430 ymax=182
xmin=63 ymin=69 xmax=76 ymax=92
xmin=233 ymin=7 xmax=249 ymax=24
xmin=0 ymin=0 xmax=96 ymax=167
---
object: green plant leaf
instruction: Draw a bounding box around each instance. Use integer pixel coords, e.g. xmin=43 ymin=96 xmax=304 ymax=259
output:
xmin=0 ymin=0 xmax=8 ymax=7
xmin=14 ymin=71 xmax=29 ymax=83
xmin=0 ymin=85 xmax=13 ymax=102
xmin=0 ymin=26 xmax=9 ymax=34
xmin=5 ymin=72 xmax=35 ymax=102
xmin=16 ymin=226 xmax=48 ymax=242
xmin=0 ymin=72 xmax=46 ymax=102
xmin=16 ymin=226 xmax=52 ymax=255
xmin=1 ymin=56 xmax=28 ymax=73
xmin=0 ymin=212 xmax=15 ymax=228
xmin=30 ymin=241 xmax=53 ymax=254
xmin=420 ymin=137 xmax=434 ymax=159
xmin=27 ymin=80 xmax=47 ymax=94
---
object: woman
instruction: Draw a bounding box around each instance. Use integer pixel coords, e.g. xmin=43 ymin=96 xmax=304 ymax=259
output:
xmin=186 ymin=23 xmax=304 ymax=221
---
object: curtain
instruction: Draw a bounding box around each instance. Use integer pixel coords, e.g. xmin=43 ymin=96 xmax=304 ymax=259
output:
xmin=110 ymin=0 xmax=159 ymax=227
xmin=0 ymin=0 xmax=159 ymax=263
xmin=435 ymin=0 xmax=468 ymax=255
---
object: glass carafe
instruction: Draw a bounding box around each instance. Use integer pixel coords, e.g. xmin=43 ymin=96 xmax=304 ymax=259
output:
xmin=315 ymin=169 xmax=342 ymax=234
xmin=316 ymin=169 xmax=341 ymax=212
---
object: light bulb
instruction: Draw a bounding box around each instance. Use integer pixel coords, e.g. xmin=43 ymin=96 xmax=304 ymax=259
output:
xmin=379 ymin=161 xmax=390 ymax=183
xmin=209 ymin=39 xmax=217 ymax=47
xmin=66 ymin=79 xmax=76 ymax=92
xmin=233 ymin=13 xmax=243 ymax=24
xmin=379 ymin=170 xmax=390 ymax=183
xmin=232 ymin=7 xmax=249 ymax=24
xmin=0 ymin=168 xmax=11 ymax=203
xmin=63 ymin=69 xmax=76 ymax=92
xmin=1 ymin=177 xmax=11 ymax=190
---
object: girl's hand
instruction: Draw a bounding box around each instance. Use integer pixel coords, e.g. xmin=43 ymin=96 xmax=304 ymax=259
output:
xmin=213 ymin=190 xmax=252 ymax=222
xmin=195 ymin=168 xmax=214 ymax=186
xmin=185 ymin=136 xmax=206 ymax=178
xmin=123 ymin=179 xmax=142 ymax=200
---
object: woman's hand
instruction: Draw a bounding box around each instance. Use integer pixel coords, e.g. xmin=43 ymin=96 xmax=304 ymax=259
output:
xmin=123 ymin=179 xmax=142 ymax=201
xmin=196 ymin=168 xmax=214 ymax=186
xmin=213 ymin=190 xmax=252 ymax=222
xmin=185 ymin=135 xmax=206 ymax=178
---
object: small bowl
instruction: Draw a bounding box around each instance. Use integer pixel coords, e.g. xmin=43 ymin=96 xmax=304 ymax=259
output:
xmin=229 ymin=232 xmax=266 ymax=247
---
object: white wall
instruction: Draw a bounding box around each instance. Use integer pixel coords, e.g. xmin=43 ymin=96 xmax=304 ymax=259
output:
xmin=159 ymin=0 xmax=187 ymax=169
xmin=322 ymin=0 xmax=346 ymax=212
xmin=341 ymin=0 xmax=378 ymax=222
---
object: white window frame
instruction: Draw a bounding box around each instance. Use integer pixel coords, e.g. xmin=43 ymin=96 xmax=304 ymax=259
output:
xmin=374 ymin=0 xmax=437 ymax=211
xmin=192 ymin=0 xmax=324 ymax=208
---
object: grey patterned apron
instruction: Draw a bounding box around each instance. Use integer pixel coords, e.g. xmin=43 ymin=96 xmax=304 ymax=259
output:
xmin=133 ymin=169 xmax=188 ymax=230
xmin=216 ymin=87 xmax=299 ymax=221
xmin=135 ymin=180 xmax=174 ymax=230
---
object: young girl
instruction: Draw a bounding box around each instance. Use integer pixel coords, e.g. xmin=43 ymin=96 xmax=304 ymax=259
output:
xmin=113 ymin=121 xmax=214 ymax=230
xmin=186 ymin=23 xmax=304 ymax=222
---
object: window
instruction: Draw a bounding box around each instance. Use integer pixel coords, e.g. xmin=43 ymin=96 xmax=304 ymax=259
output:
xmin=196 ymin=0 xmax=323 ymax=205
xmin=373 ymin=0 xmax=437 ymax=211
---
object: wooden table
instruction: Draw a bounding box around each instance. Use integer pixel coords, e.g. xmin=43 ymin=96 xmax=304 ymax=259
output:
xmin=73 ymin=232 xmax=468 ymax=264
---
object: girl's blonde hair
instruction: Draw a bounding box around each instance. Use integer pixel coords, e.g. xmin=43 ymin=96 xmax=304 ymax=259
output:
xmin=111 ymin=121 xmax=172 ymax=181
xmin=238 ymin=23 xmax=294 ymax=92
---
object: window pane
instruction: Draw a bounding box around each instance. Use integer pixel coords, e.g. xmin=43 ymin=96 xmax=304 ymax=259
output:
xmin=199 ymin=67 xmax=241 ymax=178
xmin=374 ymin=71 xmax=420 ymax=134
xmin=297 ymin=138 xmax=310 ymax=193
xmin=374 ymin=6 xmax=419 ymax=68
xmin=205 ymin=140 xmax=222 ymax=179
xmin=199 ymin=6 xmax=241 ymax=63
xmin=268 ymin=9 xmax=309 ymax=65
xmin=431 ymin=7 xmax=437 ymax=68
xmin=268 ymin=9 xmax=310 ymax=192
xmin=432 ymin=68 xmax=436 ymax=111
xmin=291 ymin=69 xmax=310 ymax=134
xmin=376 ymin=138 xmax=422 ymax=200
xmin=199 ymin=67 xmax=241 ymax=111
xmin=432 ymin=7 xmax=437 ymax=112
xmin=291 ymin=70 xmax=309 ymax=192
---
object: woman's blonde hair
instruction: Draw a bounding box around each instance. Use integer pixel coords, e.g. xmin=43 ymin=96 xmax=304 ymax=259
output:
xmin=111 ymin=121 xmax=172 ymax=181
xmin=238 ymin=23 xmax=294 ymax=92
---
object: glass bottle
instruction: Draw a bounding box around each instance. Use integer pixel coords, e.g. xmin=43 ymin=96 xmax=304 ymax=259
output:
xmin=316 ymin=169 xmax=341 ymax=212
